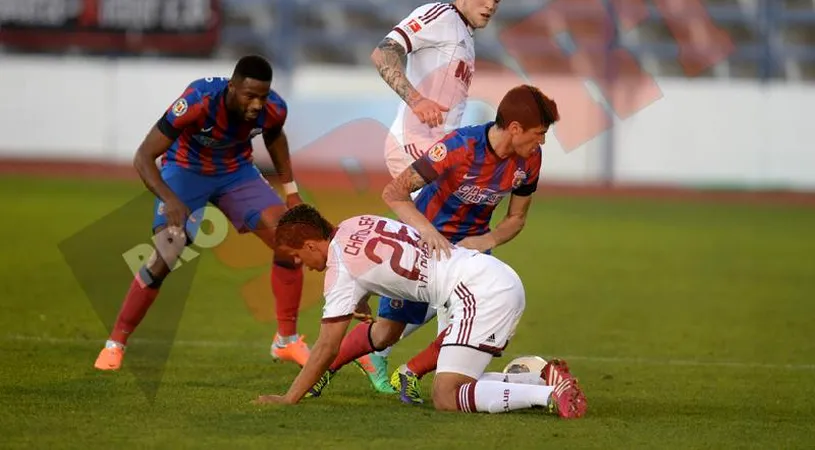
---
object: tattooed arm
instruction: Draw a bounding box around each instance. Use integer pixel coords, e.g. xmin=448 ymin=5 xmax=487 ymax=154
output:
xmin=382 ymin=166 xmax=452 ymax=259
xmin=371 ymin=38 xmax=422 ymax=107
xmin=371 ymin=38 xmax=449 ymax=127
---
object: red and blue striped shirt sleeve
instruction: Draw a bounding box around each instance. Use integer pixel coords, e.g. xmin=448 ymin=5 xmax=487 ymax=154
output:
xmin=512 ymin=151 xmax=542 ymax=197
xmin=412 ymin=133 xmax=468 ymax=184
xmin=262 ymin=95 xmax=288 ymax=140
xmin=156 ymin=88 xmax=205 ymax=140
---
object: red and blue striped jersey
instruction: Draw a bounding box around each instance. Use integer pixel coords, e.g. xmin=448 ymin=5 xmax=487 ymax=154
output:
xmin=412 ymin=122 xmax=541 ymax=242
xmin=156 ymin=77 xmax=287 ymax=175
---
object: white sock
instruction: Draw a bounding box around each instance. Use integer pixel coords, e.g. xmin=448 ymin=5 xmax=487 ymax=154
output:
xmin=374 ymin=346 xmax=393 ymax=358
xmin=458 ymin=381 xmax=554 ymax=414
xmin=105 ymin=340 xmax=125 ymax=349
xmin=479 ymin=372 xmax=543 ymax=385
xmin=274 ymin=334 xmax=298 ymax=346
xmin=401 ymin=322 xmax=424 ymax=339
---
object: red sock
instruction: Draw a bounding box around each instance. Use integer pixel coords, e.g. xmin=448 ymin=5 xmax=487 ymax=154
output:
xmin=406 ymin=330 xmax=445 ymax=378
xmin=109 ymin=275 xmax=160 ymax=345
xmin=329 ymin=322 xmax=374 ymax=371
xmin=272 ymin=262 xmax=303 ymax=336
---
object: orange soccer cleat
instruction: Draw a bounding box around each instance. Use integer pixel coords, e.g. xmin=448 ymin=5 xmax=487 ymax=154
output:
xmin=94 ymin=342 xmax=125 ymax=371
xmin=270 ymin=334 xmax=311 ymax=366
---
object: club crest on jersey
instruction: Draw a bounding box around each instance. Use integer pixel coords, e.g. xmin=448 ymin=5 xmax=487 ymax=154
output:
xmin=427 ymin=143 xmax=447 ymax=162
xmin=407 ymin=19 xmax=423 ymax=34
xmin=172 ymin=98 xmax=188 ymax=117
xmin=512 ymin=169 xmax=528 ymax=189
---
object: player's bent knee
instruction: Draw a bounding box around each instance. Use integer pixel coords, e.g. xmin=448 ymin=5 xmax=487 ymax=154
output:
xmin=257 ymin=205 xmax=286 ymax=230
xmin=432 ymin=389 xmax=459 ymax=412
xmin=149 ymin=227 xmax=185 ymax=276
xmin=432 ymin=372 xmax=475 ymax=412
xmin=370 ymin=319 xmax=406 ymax=349
xmin=144 ymin=251 xmax=171 ymax=279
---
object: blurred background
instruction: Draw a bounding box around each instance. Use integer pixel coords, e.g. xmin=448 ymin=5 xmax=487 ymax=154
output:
xmin=0 ymin=0 xmax=813 ymax=190
xmin=2 ymin=3 xmax=815 ymax=447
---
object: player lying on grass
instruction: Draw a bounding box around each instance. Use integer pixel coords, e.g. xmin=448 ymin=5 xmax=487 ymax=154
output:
xmin=308 ymin=85 xmax=559 ymax=404
xmin=94 ymin=55 xmax=310 ymax=371
xmin=254 ymin=205 xmax=587 ymax=418
xmin=361 ymin=0 xmax=503 ymax=393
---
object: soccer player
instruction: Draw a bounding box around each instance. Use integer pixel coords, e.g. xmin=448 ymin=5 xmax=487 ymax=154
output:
xmin=303 ymin=85 xmax=559 ymax=403
xmin=363 ymin=0 xmax=502 ymax=392
xmin=383 ymin=84 xmax=558 ymax=403
xmin=254 ymin=205 xmax=587 ymax=419
xmin=93 ymin=55 xmax=310 ymax=371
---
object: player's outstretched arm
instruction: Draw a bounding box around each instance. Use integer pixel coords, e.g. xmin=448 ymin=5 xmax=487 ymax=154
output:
xmin=462 ymin=194 xmax=533 ymax=252
xmin=371 ymin=38 xmax=448 ymax=128
xmin=263 ymin=129 xmax=301 ymax=208
xmin=256 ymin=316 xmax=352 ymax=405
xmin=383 ymin=166 xmax=452 ymax=259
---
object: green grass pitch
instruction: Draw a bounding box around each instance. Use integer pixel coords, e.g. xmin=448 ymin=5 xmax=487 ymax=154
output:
xmin=1 ymin=175 xmax=814 ymax=449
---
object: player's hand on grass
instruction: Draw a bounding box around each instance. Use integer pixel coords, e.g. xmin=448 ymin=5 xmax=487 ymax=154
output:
xmin=456 ymin=235 xmax=496 ymax=253
xmin=254 ymin=394 xmax=294 ymax=405
xmin=285 ymin=192 xmax=303 ymax=209
xmin=410 ymin=97 xmax=449 ymax=128
xmin=418 ymin=227 xmax=453 ymax=260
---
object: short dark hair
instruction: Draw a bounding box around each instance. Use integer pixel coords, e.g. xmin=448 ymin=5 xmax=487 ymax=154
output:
xmin=495 ymin=85 xmax=559 ymax=130
xmin=232 ymin=55 xmax=273 ymax=82
xmin=275 ymin=204 xmax=335 ymax=249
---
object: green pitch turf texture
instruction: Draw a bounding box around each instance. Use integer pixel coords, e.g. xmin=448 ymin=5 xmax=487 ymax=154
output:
xmin=1 ymin=175 xmax=814 ymax=449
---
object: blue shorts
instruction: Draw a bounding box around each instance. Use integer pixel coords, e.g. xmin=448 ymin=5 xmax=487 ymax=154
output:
xmin=377 ymin=244 xmax=492 ymax=325
xmin=152 ymin=163 xmax=283 ymax=240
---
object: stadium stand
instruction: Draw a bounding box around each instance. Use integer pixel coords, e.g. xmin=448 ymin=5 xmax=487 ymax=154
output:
xmin=218 ymin=0 xmax=815 ymax=80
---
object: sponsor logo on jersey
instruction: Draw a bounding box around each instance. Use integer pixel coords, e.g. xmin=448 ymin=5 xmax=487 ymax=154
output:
xmin=192 ymin=135 xmax=244 ymax=150
xmin=407 ymin=19 xmax=423 ymax=33
xmin=454 ymin=185 xmax=507 ymax=206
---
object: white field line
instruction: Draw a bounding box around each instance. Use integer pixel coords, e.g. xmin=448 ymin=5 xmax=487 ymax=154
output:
xmin=6 ymin=334 xmax=815 ymax=371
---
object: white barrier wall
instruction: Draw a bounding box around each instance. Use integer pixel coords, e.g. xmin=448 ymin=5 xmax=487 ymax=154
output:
xmin=0 ymin=56 xmax=812 ymax=190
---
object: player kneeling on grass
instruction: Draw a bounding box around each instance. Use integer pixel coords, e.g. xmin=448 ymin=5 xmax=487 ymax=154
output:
xmin=311 ymin=85 xmax=560 ymax=404
xmin=254 ymin=205 xmax=587 ymax=418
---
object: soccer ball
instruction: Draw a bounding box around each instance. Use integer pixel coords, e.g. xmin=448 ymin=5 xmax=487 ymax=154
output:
xmin=502 ymin=355 xmax=548 ymax=374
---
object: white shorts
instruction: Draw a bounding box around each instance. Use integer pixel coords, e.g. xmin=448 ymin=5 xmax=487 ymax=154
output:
xmin=441 ymin=255 xmax=526 ymax=357
xmin=436 ymin=345 xmax=493 ymax=379
xmin=384 ymin=137 xmax=436 ymax=179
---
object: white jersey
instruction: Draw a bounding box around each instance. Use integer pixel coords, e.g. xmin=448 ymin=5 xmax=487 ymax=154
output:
xmin=385 ymin=2 xmax=476 ymax=150
xmin=321 ymin=215 xmax=482 ymax=321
